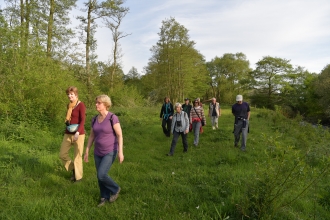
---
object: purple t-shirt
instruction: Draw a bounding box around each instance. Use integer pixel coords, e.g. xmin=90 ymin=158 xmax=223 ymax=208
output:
xmin=92 ymin=112 xmax=119 ymax=156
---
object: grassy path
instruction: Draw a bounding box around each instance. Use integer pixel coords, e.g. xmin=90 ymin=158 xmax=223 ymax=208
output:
xmin=1 ymin=106 xmax=329 ymax=219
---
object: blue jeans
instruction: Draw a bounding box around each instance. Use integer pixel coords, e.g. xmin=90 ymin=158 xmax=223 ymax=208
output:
xmin=94 ymin=151 xmax=120 ymax=199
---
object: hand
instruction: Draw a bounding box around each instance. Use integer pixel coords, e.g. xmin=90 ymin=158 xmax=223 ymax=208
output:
xmin=84 ymin=153 xmax=89 ymax=162
xmin=118 ymin=152 xmax=124 ymax=164
xmin=73 ymin=132 xmax=79 ymax=141
xmin=185 ymin=129 xmax=189 ymax=134
xmin=169 ymin=116 xmax=172 ymax=120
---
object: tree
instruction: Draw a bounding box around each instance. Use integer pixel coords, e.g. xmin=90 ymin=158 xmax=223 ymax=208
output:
xmin=250 ymin=56 xmax=292 ymax=109
xmin=206 ymin=53 xmax=251 ymax=104
xmin=77 ymin=0 xmax=129 ymax=104
xmin=314 ymin=64 xmax=330 ymax=123
xmin=144 ymin=17 xmax=208 ymax=103
xmin=100 ymin=0 xmax=130 ymax=92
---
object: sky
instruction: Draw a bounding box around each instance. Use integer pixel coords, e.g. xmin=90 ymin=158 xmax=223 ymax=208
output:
xmin=1 ymin=0 xmax=330 ymax=75
xmin=97 ymin=0 xmax=330 ymax=75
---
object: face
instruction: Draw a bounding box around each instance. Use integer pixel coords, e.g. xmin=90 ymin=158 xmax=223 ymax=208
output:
xmin=194 ymin=101 xmax=199 ymax=106
xmin=212 ymin=99 xmax=216 ymax=103
xmin=237 ymin=100 xmax=242 ymax=104
xmin=185 ymin=100 xmax=189 ymax=104
xmin=95 ymin=99 xmax=106 ymax=112
xmin=67 ymin=92 xmax=78 ymax=102
xmin=165 ymin=98 xmax=169 ymax=103
xmin=176 ymin=106 xmax=181 ymax=113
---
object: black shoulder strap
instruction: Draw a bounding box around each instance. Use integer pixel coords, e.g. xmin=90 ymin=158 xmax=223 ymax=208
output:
xmin=92 ymin=115 xmax=98 ymax=127
xmin=109 ymin=114 xmax=114 ymax=133
xmin=193 ymin=107 xmax=202 ymax=120
xmin=92 ymin=114 xmax=115 ymax=134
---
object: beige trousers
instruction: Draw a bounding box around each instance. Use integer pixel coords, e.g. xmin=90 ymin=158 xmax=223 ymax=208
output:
xmin=59 ymin=134 xmax=85 ymax=180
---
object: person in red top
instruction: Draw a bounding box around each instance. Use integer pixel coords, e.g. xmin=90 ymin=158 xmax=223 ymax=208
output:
xmin=59 ymin=86 xmax=86 ymax=182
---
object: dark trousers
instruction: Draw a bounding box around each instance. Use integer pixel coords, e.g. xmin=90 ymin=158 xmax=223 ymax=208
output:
xmin=169 ymin=130 xmax=188 ymax=154
xmin=162 ymin=119 xmax=172 ymax=137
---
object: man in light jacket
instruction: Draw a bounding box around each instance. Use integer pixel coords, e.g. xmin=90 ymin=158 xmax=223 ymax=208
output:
xmin=208 ymin=97 xmax=221 ymax=130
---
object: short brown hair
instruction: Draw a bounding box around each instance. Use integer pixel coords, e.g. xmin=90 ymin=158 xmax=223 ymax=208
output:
xmin=66 ymin=86 xmax=78 ymax=97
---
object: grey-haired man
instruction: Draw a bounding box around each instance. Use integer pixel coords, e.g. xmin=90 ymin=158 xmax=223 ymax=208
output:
xmin=208 ymin=97 xmax=221 ymax=130
xmin=232 ymin=95 xmax=250 ymax=151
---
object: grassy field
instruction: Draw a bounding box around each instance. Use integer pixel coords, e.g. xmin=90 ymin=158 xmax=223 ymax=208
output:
xmin=1 ymin=105 xmax=330 ymax=220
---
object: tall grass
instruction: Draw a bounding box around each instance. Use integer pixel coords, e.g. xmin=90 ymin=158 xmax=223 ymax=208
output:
xmin=0 ymin=106 xmax=329 ymax=219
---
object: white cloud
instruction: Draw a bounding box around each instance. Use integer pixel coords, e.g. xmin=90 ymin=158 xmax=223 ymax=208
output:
xmin=2 ymin=0 xmax=329 ymax=74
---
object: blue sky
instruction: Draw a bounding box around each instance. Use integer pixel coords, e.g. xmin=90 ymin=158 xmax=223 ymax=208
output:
xmin=1 ymin=0 xmax=330 ymax=75
xmin=104 ymin=0 xmax=330 ymax=75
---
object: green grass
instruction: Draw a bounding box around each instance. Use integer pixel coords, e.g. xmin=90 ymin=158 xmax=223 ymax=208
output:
xmin=0 ymin=106 xmax=330 ymax=219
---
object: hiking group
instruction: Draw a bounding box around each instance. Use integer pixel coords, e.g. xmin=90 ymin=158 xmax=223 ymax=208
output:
xmin=58 ymin=86 xmax=250 ymax=207
xmin=160 ymin=95 xmax=250 ymax=155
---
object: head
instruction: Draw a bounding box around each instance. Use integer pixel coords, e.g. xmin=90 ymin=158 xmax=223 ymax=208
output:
xmin=211 ymin=97 xmax=216 ymax=103
xmin=95 ymin=94 xmax=112 ymax=111
xmin=164 ymin=97 xmax=170 ymax=103
xmin=174 ymin=102 xmax=182 ymax=113
xmin=194 ymin=99 xmax=199 ymax=106
xmin=236 ymin=95 xmax=243 ymax=104
xmin=66 ymin=86 xmax=78 ymax=102
xmin=184 ymin=98 xmax=189 ymax=104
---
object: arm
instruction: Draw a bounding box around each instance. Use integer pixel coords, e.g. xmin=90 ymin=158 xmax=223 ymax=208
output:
xmin=169 ymin=103 xmax=174 ymax=120
xmin=184 ymin=112 xmax=189 ymax=134
xmin=159 ymin=104 xmax=163 ymax=119
xmin=170 ymin=114 xmax=176 ymax=134
xmin=201 ymin=109 xmax=206 ymax=125
xmin=74 ymin=103 xmax=86 ymax=141
xmin=247 ymin=111 xmax=250 ymax=120
xmin=113 ymin=123 xmax=124 ymax=163
xmin=219 ymin=104 xmax=222 ymax=116
xmin=77 ymin=102 xmax=86 ymax=134
xmin=84 ymin=129 xmax=95 ymax=163
xmin=189 ymin=108 xmax=193 ymax=124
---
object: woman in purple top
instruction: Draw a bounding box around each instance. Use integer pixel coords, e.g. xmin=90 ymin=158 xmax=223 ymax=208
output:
xmin=84 ymin=95 xmax=124 ymax=207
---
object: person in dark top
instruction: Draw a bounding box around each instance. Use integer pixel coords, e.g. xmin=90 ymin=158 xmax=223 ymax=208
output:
xmin=182 ymin=98 xmax=192 ymax=121
xmin=232 ymin=95 xmax=250 ymax=151
xmin=160 ymin=97 xmax=174 ymax=137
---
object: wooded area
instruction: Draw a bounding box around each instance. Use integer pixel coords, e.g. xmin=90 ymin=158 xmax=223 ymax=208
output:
xmin=0 ymin=0 xmax=329 ymax=126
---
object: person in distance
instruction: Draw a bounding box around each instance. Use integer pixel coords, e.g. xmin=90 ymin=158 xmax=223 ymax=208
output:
xmin=232 ymin=94 xmax=250 ymax=151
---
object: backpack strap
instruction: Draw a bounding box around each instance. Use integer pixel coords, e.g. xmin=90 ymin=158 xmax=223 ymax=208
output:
xmin=92 ymin=114 xmax=116 ymax=134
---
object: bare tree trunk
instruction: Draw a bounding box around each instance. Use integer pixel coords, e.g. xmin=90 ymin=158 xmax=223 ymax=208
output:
xmin=25 ymin=0 xmax=30 ymax=46
xmin=85 ymin=0 xmax=95 ymax=103
xmin=46 ymin=0 xmax=54 ymax=57
xmin=110 ymin=35 xmax=118 ymax=92
xmin=105 ymin=3 xmax=130 ymax=92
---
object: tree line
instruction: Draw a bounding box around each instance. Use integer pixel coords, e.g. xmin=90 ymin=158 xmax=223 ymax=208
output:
xmin=0 ymin=2 xmax=329 ymax=127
